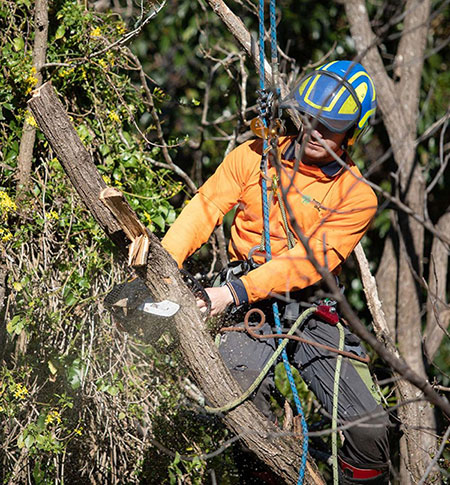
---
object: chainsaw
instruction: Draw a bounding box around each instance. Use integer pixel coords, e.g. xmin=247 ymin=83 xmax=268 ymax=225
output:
xmin=104 ymin=271 xmax=210 ymax=343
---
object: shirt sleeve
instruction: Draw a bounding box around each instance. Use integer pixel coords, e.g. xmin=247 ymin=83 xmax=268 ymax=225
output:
xmin=240 ymin=181 xmax=377 ymax=303
xmin=161 ymin=143 xmax=252 ymax=267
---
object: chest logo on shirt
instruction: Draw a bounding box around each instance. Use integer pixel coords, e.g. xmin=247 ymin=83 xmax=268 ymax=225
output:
xmin=301 ymin=195 xmax=323 ymax=214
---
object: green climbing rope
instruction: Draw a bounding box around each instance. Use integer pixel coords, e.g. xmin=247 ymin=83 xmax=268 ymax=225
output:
xmin=206 ymin=306 xmax=316 ymax=414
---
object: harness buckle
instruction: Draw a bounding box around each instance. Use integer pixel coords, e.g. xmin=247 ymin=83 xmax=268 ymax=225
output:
xmin=314 ymin=298 xmax=339 ymax=325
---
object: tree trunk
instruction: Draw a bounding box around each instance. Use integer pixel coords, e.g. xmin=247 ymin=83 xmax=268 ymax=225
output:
xmin=28 ymin=82 xmax=324 ymax=485
xmin=15 ymin=0 xmax=48 ymax=195
xmin=424 ymin=211 xmax=450 ymax=361
xmin=344 ymin=0 xmax=438 ymax=481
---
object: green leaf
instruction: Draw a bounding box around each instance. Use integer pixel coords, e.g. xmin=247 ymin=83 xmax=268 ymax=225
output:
xmin=12 ymin=37 xmax=24 ymax=52
xmin=67 ymin=358 xmax=86 ymax=390
xmin=55 ymin=25 xmax=66 ymax=40
xmin=48 ymin=360 xmax=57 ymax=375
xmin=6 ymin=315 xmax=26 ymax=335
xmin=64 ymin=292 xmax=77 ymax=306
xmin=17 ymin=434 xmax=25 ymax=449
xmin=24 ymin=434 xmax=35 ymax=448
xmin=106 ymin=385 xmax=119 ymax=396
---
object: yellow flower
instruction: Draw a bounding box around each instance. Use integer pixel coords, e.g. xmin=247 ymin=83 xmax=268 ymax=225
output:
xmin=13 ymin=282 xmax=23 ymax=291
xmin=74 ymin=426 xmax=83 ymax=435
xmin=102 ymin=175 xmax=112 ymax=185
xmin=81 ymin=68 xmax=87 ymax=80
xmin=58 ymin=67 xmax=75 ymax=78
xmin=13 ymin=383 xmax=28 ymax=400
xmin=0 ymin=191 xmax=17 ymax=219
xmin=116 ymin=23 xmax=126 ymax=35
xmin=0 ymin=229 xmax=13 ymax=242
xmin=106 ymin=52 xmax=115 ymax=67
xmin=108 ymin=111 xmax=120 ymax=123
xmin=143 ymin=211 xmax=152 ymax=225
xmin=45 ymin=410 xmax=61 ymax=425
xmin=98 ymin=58 xmax=108 ymax=70
xmin=45 ymin=211 xmax=59 ymax=221
xmin=25 ymin=73 xmax=38 ymax=95
xmin=90 ymin=27 xmax=101 ymax=38
xmin=25 ymin=113 xmax=37 ymax=128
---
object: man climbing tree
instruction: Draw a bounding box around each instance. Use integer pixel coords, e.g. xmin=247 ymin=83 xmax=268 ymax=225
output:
xmin=161 ymin=60 xmax=391 ymax=483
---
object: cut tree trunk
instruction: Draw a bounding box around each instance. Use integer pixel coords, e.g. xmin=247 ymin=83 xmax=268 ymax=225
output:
xmin=28 ymin=81 xmax=324 ymax=485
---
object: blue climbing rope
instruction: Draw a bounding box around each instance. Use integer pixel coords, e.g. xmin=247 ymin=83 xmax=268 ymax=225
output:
xmin=258 ymin=1 xmax=308 ymax=483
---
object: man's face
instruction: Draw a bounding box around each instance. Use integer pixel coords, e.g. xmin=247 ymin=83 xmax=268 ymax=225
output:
xmin=301 ymin=117 xmax=347 ymax=165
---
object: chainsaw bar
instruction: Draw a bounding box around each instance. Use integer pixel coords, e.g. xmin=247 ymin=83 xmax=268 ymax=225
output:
xmin=104 ymin=277 xmax=179 ymax=342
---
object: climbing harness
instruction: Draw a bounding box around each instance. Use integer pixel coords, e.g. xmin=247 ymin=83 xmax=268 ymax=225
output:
xmin=257 ymin=172 xmax=296 ymax=253
xmin=220 ymin=308 xmax=369 ymax=365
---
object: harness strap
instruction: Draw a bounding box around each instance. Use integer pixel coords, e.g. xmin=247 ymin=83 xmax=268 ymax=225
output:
xmin=259 ymin=173 xmax=296 ymax=253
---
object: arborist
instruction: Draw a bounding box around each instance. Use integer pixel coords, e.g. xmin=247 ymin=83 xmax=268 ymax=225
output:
xmin=161 ymin=60 xmax=390 ymax=484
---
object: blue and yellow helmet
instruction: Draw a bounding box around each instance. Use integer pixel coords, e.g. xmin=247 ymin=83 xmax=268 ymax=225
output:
xmin=282 ymin=60 xmax=377 ymax=145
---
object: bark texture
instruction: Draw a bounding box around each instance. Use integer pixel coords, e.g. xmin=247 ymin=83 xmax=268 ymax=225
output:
xmin=344 ymin=0 xmax=439 ymax=481
xmin=28 ymin=82 xmax=324 ymax=485
xmin=15 ymin=0 xmax=49 ymax=194
xmin=424 ymin=211 xmax=450 ymax=360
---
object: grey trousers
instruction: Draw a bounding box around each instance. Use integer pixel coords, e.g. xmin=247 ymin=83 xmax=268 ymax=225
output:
xmin=219 ymin=310 xmax=390 ymax=467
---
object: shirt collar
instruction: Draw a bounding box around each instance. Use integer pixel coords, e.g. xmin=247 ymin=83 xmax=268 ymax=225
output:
xmin=282 ymin=140 xmax=343 ymax=178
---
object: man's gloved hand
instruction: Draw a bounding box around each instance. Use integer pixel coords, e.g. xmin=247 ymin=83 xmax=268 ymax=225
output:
xmin=197 ymin=286 xmax=233 ymax=316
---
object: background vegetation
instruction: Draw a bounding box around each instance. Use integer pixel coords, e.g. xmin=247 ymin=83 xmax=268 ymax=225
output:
xmin=0 ymin=0 xmax=448 ymax=483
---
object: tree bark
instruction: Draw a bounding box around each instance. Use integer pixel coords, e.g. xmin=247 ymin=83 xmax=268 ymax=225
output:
xmin=15 ymin=0 xmax=49 ymax=195
xmin=424 ymin=211 xmax=450 ymax=360
xmin=28 ymin=82 xmax=324 ymax=485
xmin=344 ymin=0 xmax=438 ymax=481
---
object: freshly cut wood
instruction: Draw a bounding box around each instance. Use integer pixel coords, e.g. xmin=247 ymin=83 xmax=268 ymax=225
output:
xmin=100 ymin=187 xmax=150 ymax=267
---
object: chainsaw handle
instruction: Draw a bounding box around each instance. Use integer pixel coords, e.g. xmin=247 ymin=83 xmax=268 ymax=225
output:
xmin=180 ymin=269 xmax=212 ymax=318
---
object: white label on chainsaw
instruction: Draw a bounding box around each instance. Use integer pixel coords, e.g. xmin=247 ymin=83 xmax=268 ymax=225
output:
xmin=140 ymin=300 xmax=180 ymax=317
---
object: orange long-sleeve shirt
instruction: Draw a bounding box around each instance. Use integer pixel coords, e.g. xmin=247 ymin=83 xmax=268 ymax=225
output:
xmin=161 ymin=136 xmax=377 ymax=304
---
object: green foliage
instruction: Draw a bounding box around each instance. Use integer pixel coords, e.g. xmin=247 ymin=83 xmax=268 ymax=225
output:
xmin=1 ymin=0 xmax=448 ymax=482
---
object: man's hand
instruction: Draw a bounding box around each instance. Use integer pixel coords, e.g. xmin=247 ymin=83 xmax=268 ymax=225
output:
xmin=197 ymin=286 xmax=234 ymax=316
